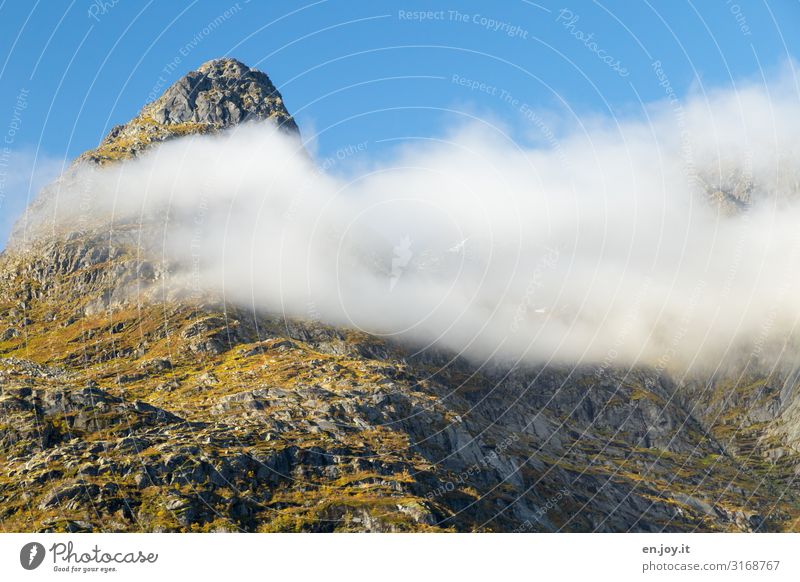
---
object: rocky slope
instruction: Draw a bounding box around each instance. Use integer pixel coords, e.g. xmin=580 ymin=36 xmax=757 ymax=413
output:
xmin=1 ymin=59 xmax=799 ymax=533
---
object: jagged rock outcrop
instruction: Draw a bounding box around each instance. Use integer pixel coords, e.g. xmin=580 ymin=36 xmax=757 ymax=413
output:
xmin=1 ymin=58 xmax=800 ymax=533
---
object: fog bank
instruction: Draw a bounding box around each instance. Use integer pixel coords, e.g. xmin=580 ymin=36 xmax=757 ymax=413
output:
xmin=34 ymin=75 xmax=800 ymax=373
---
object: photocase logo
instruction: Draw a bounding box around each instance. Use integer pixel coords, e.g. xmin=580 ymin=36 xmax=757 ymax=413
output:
xmin=20 ymin=542 xmax=46 ymax=570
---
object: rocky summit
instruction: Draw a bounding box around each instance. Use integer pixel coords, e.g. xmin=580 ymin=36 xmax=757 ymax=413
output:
xmin=1 ymin=59 xmax=800 ymax=533
xmin=82 ymin=58 xmax=298 ymax=165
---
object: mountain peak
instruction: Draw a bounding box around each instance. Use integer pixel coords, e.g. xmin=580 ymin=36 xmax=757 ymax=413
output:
xmin=81 ymin=57 xmax=298 ymax=164
xmin=195 ymin=56 xmax=249 ymax=74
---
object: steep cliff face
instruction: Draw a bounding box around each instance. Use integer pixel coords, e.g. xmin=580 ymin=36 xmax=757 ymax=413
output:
xmin=1 ymin=59 xmax=799 ymax=533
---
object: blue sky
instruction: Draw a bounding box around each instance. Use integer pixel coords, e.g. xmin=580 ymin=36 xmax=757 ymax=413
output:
xmin=1 ymin=0 xmax=799 ymax=245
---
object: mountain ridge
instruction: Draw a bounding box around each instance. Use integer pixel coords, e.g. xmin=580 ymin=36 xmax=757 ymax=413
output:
xmin=0 ymin=59 xmax=799 ymax=532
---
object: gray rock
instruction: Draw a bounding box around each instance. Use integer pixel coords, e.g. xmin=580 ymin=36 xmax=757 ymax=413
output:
xmin=147 ymin=58 xmax=298 ymax=134
xmin=1 ymin=328 xmax=19 ymax=341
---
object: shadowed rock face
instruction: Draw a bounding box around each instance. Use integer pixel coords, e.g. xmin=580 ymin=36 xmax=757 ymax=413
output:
xmin=2 ymin=59 xmax=800 ymax=533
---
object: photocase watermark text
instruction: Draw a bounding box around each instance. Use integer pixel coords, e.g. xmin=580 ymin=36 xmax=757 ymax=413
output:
xmin=398 ymin=10 xmax=529 ymax=39
xmin=87 ymin=0 xmax=121 ymax=21
xmin=556 ymin=9 xmax=629 ymax=77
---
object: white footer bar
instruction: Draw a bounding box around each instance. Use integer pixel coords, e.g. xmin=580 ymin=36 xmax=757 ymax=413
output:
xmin=1 ymin=533 xmax=797 ymax=581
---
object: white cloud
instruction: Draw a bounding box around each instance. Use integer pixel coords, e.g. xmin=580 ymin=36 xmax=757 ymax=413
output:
xmin=28 ymin=71 xmax=800 ymax=374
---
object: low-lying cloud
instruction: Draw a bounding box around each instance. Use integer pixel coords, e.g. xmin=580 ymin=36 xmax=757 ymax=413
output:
xmin=26 ymin=72 xmax=800 ymax=374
